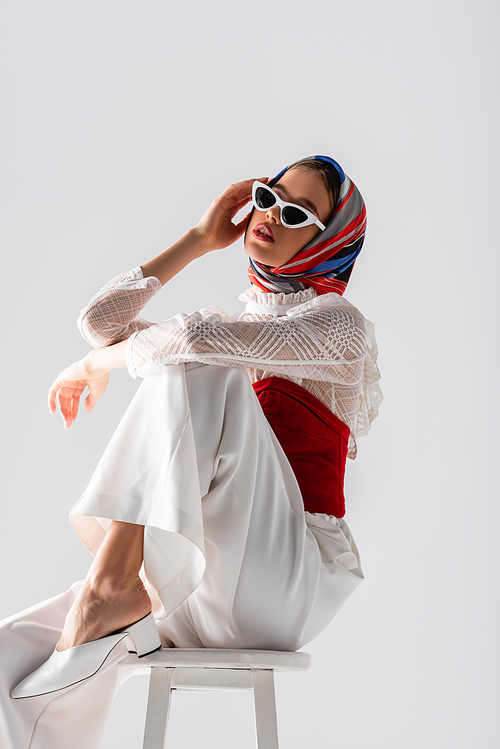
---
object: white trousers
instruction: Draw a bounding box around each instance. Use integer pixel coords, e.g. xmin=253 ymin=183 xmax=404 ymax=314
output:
xmin=0 ymin=363 xmax=363 ymax=749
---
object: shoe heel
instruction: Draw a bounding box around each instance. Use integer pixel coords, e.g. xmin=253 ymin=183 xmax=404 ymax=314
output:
xmin=126 ymin=613 xmax=162 ymax=657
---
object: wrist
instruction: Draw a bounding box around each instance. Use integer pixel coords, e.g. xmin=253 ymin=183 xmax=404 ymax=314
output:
xmin=84 ymin=339 xmax=128 ymax=375
xmin=188 ymin=226 xmax=213 ymax=257
xmin=84 ymin=349 xmax=108 ymax=377
xmin=140 ymin=228 xmax=211 ymax=287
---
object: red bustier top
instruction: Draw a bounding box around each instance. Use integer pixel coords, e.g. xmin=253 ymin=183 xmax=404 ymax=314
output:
xmin=252 ymin=377 xmax=350 ymax=518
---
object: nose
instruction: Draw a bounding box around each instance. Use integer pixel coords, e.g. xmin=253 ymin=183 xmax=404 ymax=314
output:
xmin=265 ymin=205 xmax=281 ymax=224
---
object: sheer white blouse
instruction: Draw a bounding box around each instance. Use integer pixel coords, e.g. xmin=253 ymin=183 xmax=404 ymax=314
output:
xmin=77 ymin=266 xmax=382 ymax=458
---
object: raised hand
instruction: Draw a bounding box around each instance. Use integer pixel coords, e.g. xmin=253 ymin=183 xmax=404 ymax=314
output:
xmin=195 ymin=177 xmax=268 ymax=253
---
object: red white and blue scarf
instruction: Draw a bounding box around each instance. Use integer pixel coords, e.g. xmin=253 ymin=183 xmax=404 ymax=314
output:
xmin=248 ymin=155 xmax=366 ymax=296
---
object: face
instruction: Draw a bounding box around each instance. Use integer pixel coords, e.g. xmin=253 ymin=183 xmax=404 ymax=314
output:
xmin=244 ymin=167 xmax=332 ymax=269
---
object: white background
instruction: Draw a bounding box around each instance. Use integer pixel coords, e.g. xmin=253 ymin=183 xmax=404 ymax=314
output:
xmin=1 ymin=1 xmax=499 ymax=747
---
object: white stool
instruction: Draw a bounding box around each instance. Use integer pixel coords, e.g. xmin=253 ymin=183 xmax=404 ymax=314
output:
xmin=122 ymin=648 xmax=311 ymax=749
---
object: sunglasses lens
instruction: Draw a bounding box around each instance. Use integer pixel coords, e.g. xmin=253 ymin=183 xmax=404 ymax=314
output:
xmin=254 ymin=184 xmax=311 ymax=227
xmin=255 ymin=186 xmax=276 ymax=210
xmin=282 ymin=206 xmax=308 ymax=226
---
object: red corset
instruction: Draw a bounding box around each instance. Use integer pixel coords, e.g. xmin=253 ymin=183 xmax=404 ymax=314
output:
xmin=252 ymin=377 xmax=349 ymax=518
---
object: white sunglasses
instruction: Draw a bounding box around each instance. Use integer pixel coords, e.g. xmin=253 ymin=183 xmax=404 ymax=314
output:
xmin=251 ymin=181 xmax=325 ymax=231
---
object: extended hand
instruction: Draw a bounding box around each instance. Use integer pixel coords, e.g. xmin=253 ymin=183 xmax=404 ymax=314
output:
xmin=48 ymin=356 xmax=110 ymax=429
xmin=195 ymin=177 xmax=268 ymax=252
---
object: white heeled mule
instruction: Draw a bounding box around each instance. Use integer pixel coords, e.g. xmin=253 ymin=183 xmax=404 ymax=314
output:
xmin=11 ymin=611 xmax=161 ymax=699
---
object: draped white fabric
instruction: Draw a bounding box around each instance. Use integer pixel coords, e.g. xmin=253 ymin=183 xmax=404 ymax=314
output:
xmin=77 ymin=267 xmax=382 ymax=458
xmin=71 ymin=362 xmax=364 ymax=645
xmin=0 ymin=268 xmax=380 ymax=747
xmin=0 ymin=362 xmax=364 ymax=749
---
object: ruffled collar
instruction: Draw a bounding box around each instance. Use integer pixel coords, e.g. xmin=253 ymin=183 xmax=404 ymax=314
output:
xmin=238 ymin=285 xmax=318 ymax=317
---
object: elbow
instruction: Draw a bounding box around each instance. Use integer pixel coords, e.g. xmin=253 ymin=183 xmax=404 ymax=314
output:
xmin=77 ymin=310 xmax=124 ymax=348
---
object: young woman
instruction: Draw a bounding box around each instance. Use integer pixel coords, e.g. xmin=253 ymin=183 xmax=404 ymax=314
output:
xmin=0 ymin=155 xmax=382 ymax=748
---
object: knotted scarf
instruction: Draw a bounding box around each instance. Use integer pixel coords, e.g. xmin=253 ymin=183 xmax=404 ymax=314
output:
xmin=247 ymin=155 xmax=366 ymax=296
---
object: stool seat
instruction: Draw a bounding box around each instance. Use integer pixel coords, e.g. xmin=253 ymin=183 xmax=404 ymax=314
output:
xmin=123 ymin=647 xmax=310 ymax=671
xmin=123 ymin=648 xmax=311 ymax=748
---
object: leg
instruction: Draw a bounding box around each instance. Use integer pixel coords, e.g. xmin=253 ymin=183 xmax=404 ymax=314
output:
xmin=142 ymin=668 xmax=174 ymax=749
xmin=0 ymin=582 xmax=129 ymax=749
xmin=252 ymin=670 xmax=279 ymax=749
xmin=57 ymin=520 xmax=151 ymax=651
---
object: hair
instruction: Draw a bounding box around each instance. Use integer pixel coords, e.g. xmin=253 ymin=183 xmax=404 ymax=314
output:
xmin=285 ymin=158 xmax=341 ymax=216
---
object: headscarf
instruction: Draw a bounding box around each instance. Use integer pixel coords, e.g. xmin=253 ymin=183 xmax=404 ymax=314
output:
xmin=247 ymin=155 xmax=366 ymax=296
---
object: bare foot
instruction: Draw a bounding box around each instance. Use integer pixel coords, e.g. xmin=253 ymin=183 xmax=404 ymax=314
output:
xmin=57 ymin=575 xmax=152 ymax=651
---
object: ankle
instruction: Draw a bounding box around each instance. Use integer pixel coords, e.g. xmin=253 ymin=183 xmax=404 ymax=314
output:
xmin=85 ymin=574 xmax=142 ymax=600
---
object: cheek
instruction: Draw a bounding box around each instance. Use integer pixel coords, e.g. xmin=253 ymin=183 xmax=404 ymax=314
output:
xmin=275 ymin=226 xmax=319 ymax=265
xmin=245 ymin=209 xmax=263 ymax=238
xmin=287 ymin=226 xmax=319 ymax=255
xmin=275 ymin=232 xmax=312 ymax=266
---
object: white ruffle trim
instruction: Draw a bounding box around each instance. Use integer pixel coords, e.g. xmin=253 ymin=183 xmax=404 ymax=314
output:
xmin=307 ymin=512 xmax=342 ymax=526
xmin=238 ymin=286 xmax=318 ymax=316
xmin=351 ymin=317 xmax=383 ymax=449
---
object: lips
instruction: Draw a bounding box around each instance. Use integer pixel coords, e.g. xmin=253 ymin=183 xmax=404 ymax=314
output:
xmin=252 ymin=223 xmax=274 ymax=242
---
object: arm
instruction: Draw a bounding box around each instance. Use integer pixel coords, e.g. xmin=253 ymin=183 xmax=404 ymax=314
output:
xmin=47 ymin=339 xmax=129 ymax=428
xmin=50 ymin=178 xmax=265 ymax=427
xmin=78 ymin=179 xmax=262 ymax=347
xmin=77 ymin=269 xmax=159 ymax=348
xmin=140 ymin=175 xmax=266 ymax=284
xmin=125 ymin=304 xmax=368 ymax=384
xmin=128 ymin=302 xmax=381 ymax=457
xmin=77 ymin=230 xmax=205 ymax=348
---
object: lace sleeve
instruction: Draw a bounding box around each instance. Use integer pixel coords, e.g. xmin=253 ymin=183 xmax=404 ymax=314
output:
xmin=352 ymin=318 xmax=383 ymax=440
xmin=77 ymin=266 xmax=162 ymax=347
xmin=125 ymin=305 xmax=367 ymax=384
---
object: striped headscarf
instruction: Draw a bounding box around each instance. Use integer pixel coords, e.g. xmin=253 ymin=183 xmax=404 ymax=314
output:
xmin=247 ymin=155 xmax=366 ymax=296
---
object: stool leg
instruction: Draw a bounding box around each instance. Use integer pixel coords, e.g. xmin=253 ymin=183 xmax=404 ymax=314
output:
xmin=143 ymin=668 xmax=173 ymax=749
xmin=252 ymin=669 xmax=279 ymax=749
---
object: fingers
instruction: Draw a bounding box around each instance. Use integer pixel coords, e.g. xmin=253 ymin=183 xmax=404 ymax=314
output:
xmin=84 ymin=389 xmax=99 ymax=413
xmin=230 ymin=177 xmax=268 ymax=191
xmin=56 ymin=388 xmax=81 ymax=428
xmin=49 ymin=377 xmax=65 ymax=424
xmin=47 ymin=359 xmax=109 ymax=428
xmin=220 ymin=177 xmax=268 ymax=204
xmin=225 ymin=195 xmax=254 ymax=217
xmin=216 ymin=188 xmax=255 ymax=218
xmin=48 ymin=376 xmax=61 ymax=414
xmin=48 ymin=387 xmax=56 ymax=415
xmin=48 ymin=376 xmax=84 ymax=428
xmin=55 ymin=390 xmax=70 ymax=428
xmin=233 ymin=177 xmax=268 ymax=197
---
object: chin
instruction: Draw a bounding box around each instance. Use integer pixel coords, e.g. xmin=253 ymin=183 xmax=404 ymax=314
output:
xmin=243 ymin=240 xmax=261 ymax=263
xmin=245 ymin=247 xmax=271 ymax=268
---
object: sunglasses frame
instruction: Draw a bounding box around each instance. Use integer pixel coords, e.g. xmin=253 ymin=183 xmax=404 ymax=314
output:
xmin=251 ymin=181 xmax=326 ymax=231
